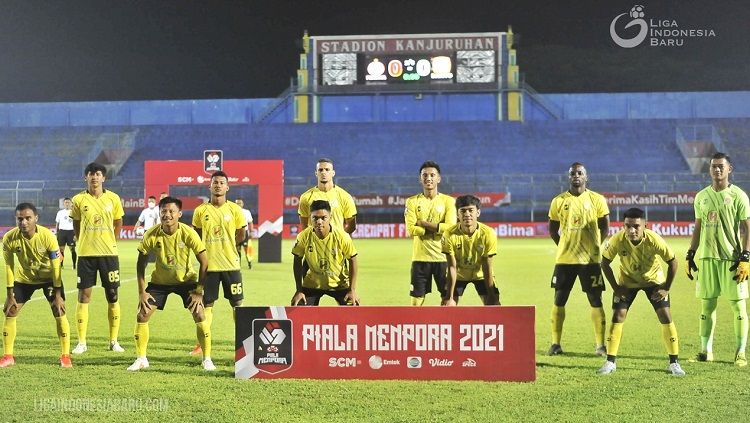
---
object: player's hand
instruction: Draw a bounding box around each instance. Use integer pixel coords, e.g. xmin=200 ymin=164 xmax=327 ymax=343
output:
xmin=344 ymin=290 xmax=360 ymax=306
xmin=731 ymin=250 xmax=750 ymax=283
xmin=3 ymin=293 xmax=17 ymax=315
xmin=650 ymin=288 xmax=669 ymax=302
xmin=613 ymin=285 xmax=629 ymax=300
xmin=685 ymin=249 xmax=698 ymax=280
xmin=442 ymin=297 xmax=457 ymax=306
xmin=52 ymin=292 xmax=66 ymax=316
xmin=291 ymin=291 xmax=306 ymax=306
xmin=187 ymin=293 xmax=204 ymax=314
xmin=138 ymin=292 xmax=156 ymax=315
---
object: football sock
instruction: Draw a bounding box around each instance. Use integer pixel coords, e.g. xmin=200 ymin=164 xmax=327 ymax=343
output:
xmin=729 ymin=299 xmax=748 ymax=352
xmin=699 ymin=298 xmax=718 ymax=352
xmin=606 ymin=322 xmax=624 ymax=357
xmin=134 ymin=323 xmax=149 ymax=357
xmin=108 ymin=302 xmax=121 ymax=342
xmin=592 ymin=307 xmax=606 ymax=347
xmin=550 ymin=305 xmax=565 ymax=344
xmin=205 ymin=306 xmax=214 ymax=329
xmin=196 ymin=321 xmax=211 ymax=359
xmin=76 ymin=303 xmax=89 ymax=344
xmin=411 ymin=296 xmax=425 ymax=306
xmin=3 ymin=316 xmax=17 ymax=356
xmin=661 ymin=322 xmax=679 ymax=356
xmin=56 ymin=315 xmax=71 ymax=356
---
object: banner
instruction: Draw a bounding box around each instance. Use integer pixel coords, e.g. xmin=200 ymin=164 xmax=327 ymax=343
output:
xmin=284 ymin=192 xmax=510 ymax=209
xmin=602 ymin=192 xmax=696 ymax=206
xmin=235 ymin=306 xmax=535 ymax=381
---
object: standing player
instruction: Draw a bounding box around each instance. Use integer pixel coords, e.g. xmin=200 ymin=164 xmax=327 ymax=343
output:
xmin=442 ymin=195 xmax=500 ymax=306
xmin=405 ymin=161 xmax=456 ymax=306
xmin=134 ymin=195 xmax=160 ymax=237
xmin=70 ymin=162 xmax=125 ymax=354
xmin=1 ymin=203 xmax=72 ymax=368
xmin=190 ymin=171 xmax=246 ymax=356
xmin=235 ymin=198 xmax=255 ymax=269
xmin=686 ymin=152 xmax=749 ymax=367
xmin=55 ymin=197 xmax=77 ymax=269
xmin=291 ymin=200 xmax=359 ymax=306
xmin=597 ymin=208 xmax=684 ymax=376
xmin=298 ymin=158 xmax=357 ymax=234
xmin=128 ymin=196 xmax=213 ymax=371
xmin=548 ymin=162 xmax=609 ymax=356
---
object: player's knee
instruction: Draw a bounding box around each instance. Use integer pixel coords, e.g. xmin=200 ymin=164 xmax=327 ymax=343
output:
xmin=553 ymin=290 xmax=571 ymax=306
xmin=230 ymin=300 xmax=243 ymax=308
xmin=50 ymin=304 xmax=64 ymax=318
xmin=105 ymin=289 xmax=119 ymax=303
xmin=612 ymin=309 xmax=627 ymax=323
xmin=586 ymin=292 xmax=603 ymax=308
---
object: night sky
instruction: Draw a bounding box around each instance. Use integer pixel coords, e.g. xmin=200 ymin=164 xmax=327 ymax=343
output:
xmin=0 ymin=0 xmax=747 ymax=102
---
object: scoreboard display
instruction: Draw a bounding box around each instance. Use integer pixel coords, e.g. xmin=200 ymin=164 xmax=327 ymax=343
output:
xmin=311 ymin=33 xmax=505 ymax=90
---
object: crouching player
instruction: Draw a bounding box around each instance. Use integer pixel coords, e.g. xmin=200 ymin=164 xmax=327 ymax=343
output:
xmin=291 ymin=200 xmax=359 ymax=306
xmin=2 ymin=203 xmax=71 ymax=368
xmin=128 ymin=196 xmax=214 ymax=372
xmin=441 ymin=195 xmax=500 ymax=306
xmin=597 ymin=208 xmax=684 ymax=376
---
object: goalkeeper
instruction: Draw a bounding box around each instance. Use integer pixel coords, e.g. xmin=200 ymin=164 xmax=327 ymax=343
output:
xmin=686 ymin=152 xmax=749 ymax=367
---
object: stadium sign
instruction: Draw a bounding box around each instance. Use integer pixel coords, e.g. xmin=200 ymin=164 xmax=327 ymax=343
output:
xmin=235 ymin=306 xmax=535 ymax=381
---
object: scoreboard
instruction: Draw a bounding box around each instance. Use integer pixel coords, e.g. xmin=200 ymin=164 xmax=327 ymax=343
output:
xmin=309 ymin=32 xmax=506 ymax=92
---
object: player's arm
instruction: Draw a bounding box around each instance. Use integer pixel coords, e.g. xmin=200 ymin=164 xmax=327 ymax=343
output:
xmin=136 ymin=251 xmax=155 ymax=314
xmin=597 ymin=215 xmax=610 ymax=241
xmin=652 ymin=258 xmax=678 ymax=302
xmin=600 ymin=256 xmax=626 ymax=299
xmin=549 ymin=220 xmax=561 ymax=245
xmin=685 ymin=218 xmax=701 ymax=279
xmin=291 ymin=255 xmax=306 ymax=306
xmin=188 ymin=250 xmax=208 ymax=314
xmin=3 ymin=248 xmax=17 ymax=315
xmin=443 ymin=252 xmax=457 ymax=306
xmin=405 ymin=199 xmax=426 ymax=237
xmin=482 ymin=255 xmax=500 ymax=306
xmin=344 ymin=255 xmax=360 ymax=305
xmin=113 ymin=218 xmax=123 ymax=240
xmin=235 ymin=227 xmax=246 ymax=247
xmin=73 ymin=220 xmax=81 ymax=240
xmin=344 ymin=216 xmax=357 ymax=234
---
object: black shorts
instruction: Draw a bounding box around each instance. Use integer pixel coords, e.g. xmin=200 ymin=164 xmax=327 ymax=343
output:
xmin=550 ymin=264 xmax=605 ymax=293
xmin=13 ymin=282 xmax=65 ymax=303
xmin=410 ymin=261 xmax=448 ymax=298
xmin=146 ymin=283 xmax=199 ymax=310
xmin=56 ymin=230 xmax=76 ymax=247
xmin=76 ymin=256 xmax=120 ymax=290
xmin=298 ymin=287 xmax=350 ymax=306
xmin=203 ymin=271 xmax=243 ymax=304
xmin=612 ymin=285 xmax=670 ymax=311
xmin=454 ymin=279 xmax=500 ymax=297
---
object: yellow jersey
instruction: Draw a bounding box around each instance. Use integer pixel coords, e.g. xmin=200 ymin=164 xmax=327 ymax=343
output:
xmin=405 ymin=193 xmax=456 ymax=262
xmin=2 ymin=226 xmax=61 ymax=286
xmin=292 ymin=226 xmax=357 ymax=290
xmin=298 ymin=186 xmax=357 ymax=231
xmin=602 ymin=229 xmax=675 ymax=288
xmin=70 ymin=189 xmax=124 ymax=257
xmin=441 ymin=223 xmax=498 ymax=281
xmin=138 ymin=223 xmax=206 ymax=285
xmin=549 ymin=190 xmax=609 ymax=264
xmin=192 ymin=201 xmax=246 ymax=272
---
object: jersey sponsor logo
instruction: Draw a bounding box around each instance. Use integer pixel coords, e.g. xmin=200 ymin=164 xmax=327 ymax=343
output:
xmin=708 ymin=211 xmax=718 ymax=222
xmin=93 ymin=215 xmax=103 ymax=225
xmin=253 ymin=319 xmax=293 ymax=374
xmin=212 ymin=226 xmax=223 ymax=237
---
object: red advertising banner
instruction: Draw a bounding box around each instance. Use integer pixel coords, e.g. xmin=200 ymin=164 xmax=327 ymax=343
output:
xmin=235 ymin=306 xmax=536 ymax=381
xmin=284 ymin=192 xmax=510 ymax=209
xmin=602 ymin=192 xmax=696 ymax=206
xmin=282 ymin=221 xmax=696 ymax=239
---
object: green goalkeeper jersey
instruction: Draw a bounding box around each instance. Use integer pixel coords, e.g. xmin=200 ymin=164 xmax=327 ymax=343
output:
xmin=694 ymin=184 xmax=750 ymax=261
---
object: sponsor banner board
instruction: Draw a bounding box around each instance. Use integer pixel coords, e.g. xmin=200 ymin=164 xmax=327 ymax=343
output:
xmin=602 ymin=192 xmax=695 ymax=206
xmin=235 ymin=306 xmax=535 ymax=381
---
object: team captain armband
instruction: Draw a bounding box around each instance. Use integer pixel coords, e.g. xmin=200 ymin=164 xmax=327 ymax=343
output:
xmin=49 ymin=250 xmax=60 ymax=260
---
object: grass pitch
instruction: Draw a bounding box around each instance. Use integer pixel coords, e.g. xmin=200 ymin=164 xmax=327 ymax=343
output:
xmin=1 ymin=237 xmax=748 ymax=422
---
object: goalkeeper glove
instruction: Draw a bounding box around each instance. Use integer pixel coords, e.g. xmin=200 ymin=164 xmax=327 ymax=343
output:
xmin=685 ymin=249 xmax=698 ymax=280
xmin=730 ymin=250 xmax=750 ymax=282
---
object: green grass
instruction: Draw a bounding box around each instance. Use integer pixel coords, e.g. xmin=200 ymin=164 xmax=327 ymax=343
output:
xmin=1 ymin=237 xmax=749 ymax=422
